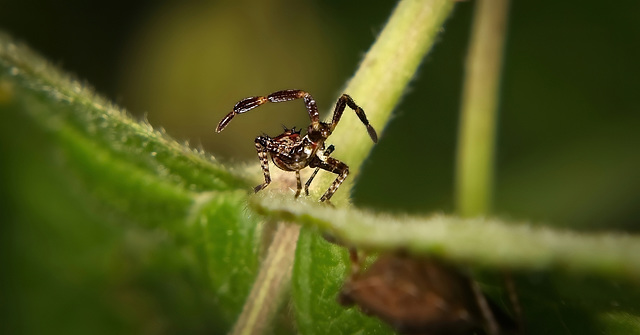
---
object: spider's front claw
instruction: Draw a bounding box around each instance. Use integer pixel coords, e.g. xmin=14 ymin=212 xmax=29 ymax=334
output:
xmin=366 ymin=124 xmax=378 ymax=143
xmin=216 ymin=111 xmax=236 ymax=133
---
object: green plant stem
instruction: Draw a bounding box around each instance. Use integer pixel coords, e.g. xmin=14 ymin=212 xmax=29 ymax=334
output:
xmin=252 ymin=195 xmax=640 ymax=280
xmin=316 ymin=0 xmax=455 ymax=204
xmin=455 ymin=0 xmax=510 ymax=217
xmin=229 ymin=223 xmax=300 ymax=335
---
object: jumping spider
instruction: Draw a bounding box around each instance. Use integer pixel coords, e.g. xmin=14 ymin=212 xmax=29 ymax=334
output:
xmin=216 ymin=89 xmax=378 ymax=202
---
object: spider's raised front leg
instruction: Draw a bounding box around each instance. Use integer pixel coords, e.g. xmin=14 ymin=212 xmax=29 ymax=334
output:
xmin=330 ymin=94 xmax=378 ymax=143
xmin=309 ymin=155 xmax=349 ymax=203
xmin=216 ymin=89 xmax=320 ymax=132
xmin=304 ymin=144 xmax=335 ymax=196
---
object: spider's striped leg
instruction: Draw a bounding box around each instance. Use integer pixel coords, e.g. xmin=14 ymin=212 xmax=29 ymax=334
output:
xmin=267 ymin=90 xmax=320 ymax=127
xmin=253 ymin=136 xmax=272 ymax=193
xmin=330 ymin=94 xmax=378 ymax=143
xmin=304 ymin=144 xmax=335 ymax=196
xmin=216 ymin=96 xmax=269 ymax=132
xmin=304 ymin=169 xmax=320 ymax=197
xmin=310 ymin=156 xmax=349 ymax=203
xmin=216 ymin=90 xmax=320 ymax=133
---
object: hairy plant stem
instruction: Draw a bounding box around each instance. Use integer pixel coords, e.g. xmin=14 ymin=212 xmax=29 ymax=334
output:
xmin=455 ymin=0 xmax=510 ymax=217
xmin=252 ymin=195 xmax=640 ymax=280
xmin=229 ymin=1 xmax=455 ymax=334
xmin=229 ymin=223 xmax=300 ymax=335
xmin=318 ymin=0 xmax=455 ymax=204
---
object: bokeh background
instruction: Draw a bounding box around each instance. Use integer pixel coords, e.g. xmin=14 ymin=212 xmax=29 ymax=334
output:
xmin=2 ymin=0 xmax=639 ymax=232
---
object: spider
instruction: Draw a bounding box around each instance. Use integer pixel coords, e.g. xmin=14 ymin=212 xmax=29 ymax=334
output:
xmin=216 ymin=89 xmax=378 ymax=202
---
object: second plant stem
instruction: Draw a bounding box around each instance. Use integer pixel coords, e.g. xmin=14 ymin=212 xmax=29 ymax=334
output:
xmin=455 ymin=0 xmax=510 ymax=217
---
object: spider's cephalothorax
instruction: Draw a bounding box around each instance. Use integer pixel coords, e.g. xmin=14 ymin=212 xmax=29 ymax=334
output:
xmin=216 ymin=89 xmax=378 ymax=202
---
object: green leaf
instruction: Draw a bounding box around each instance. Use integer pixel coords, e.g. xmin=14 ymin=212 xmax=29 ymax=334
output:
xmin=1 ymin=32 xmax=260 ymax=333
xmin=293 ymin=227 xmax=395 ymax=335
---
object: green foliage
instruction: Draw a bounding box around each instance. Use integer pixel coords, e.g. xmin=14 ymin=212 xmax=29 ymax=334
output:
xmin=293 ymin=227 xmax=394 ymax=334
xmin=1 ymin=33 xmax=259 ymax=334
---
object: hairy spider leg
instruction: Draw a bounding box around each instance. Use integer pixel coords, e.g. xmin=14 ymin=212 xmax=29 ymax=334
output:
xmin=254 ymin=135 xmax=300 ymax=194
xmin=331 ymin=94 xmax=378 ymax=143
xmin=216 ymin=89 xmax=320 ymax=133
xmin=253 ymin=136 xmax=272 ymax=193
xmin=267 ymin=90 xmax=320 ymax=127
xmin=304 ymin=144 xmax=335 ymax=196
xmin=216 ymin=96 xmax=267 ymax=133
xmin=309 ymin=156 xmax=349 ymax=202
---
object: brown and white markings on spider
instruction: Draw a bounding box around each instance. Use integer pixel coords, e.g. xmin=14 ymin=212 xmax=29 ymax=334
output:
xmin=215 ymin=89 xmax=378 ymax=202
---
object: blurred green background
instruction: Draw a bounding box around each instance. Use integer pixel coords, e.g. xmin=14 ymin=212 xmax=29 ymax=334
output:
xmin=2 ymin=0 xmax=639 ymax=227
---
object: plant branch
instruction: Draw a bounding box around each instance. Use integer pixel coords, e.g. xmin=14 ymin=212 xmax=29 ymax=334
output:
xmin=229 ymin=223 xmax=300 ymax=335
xmin=252 ymin=195 xmax=640 ymax=281
xmin=317 ymin=0 xmax=455 ymax=204
xmin=455 ymin=0 xmax=510 ymax=216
